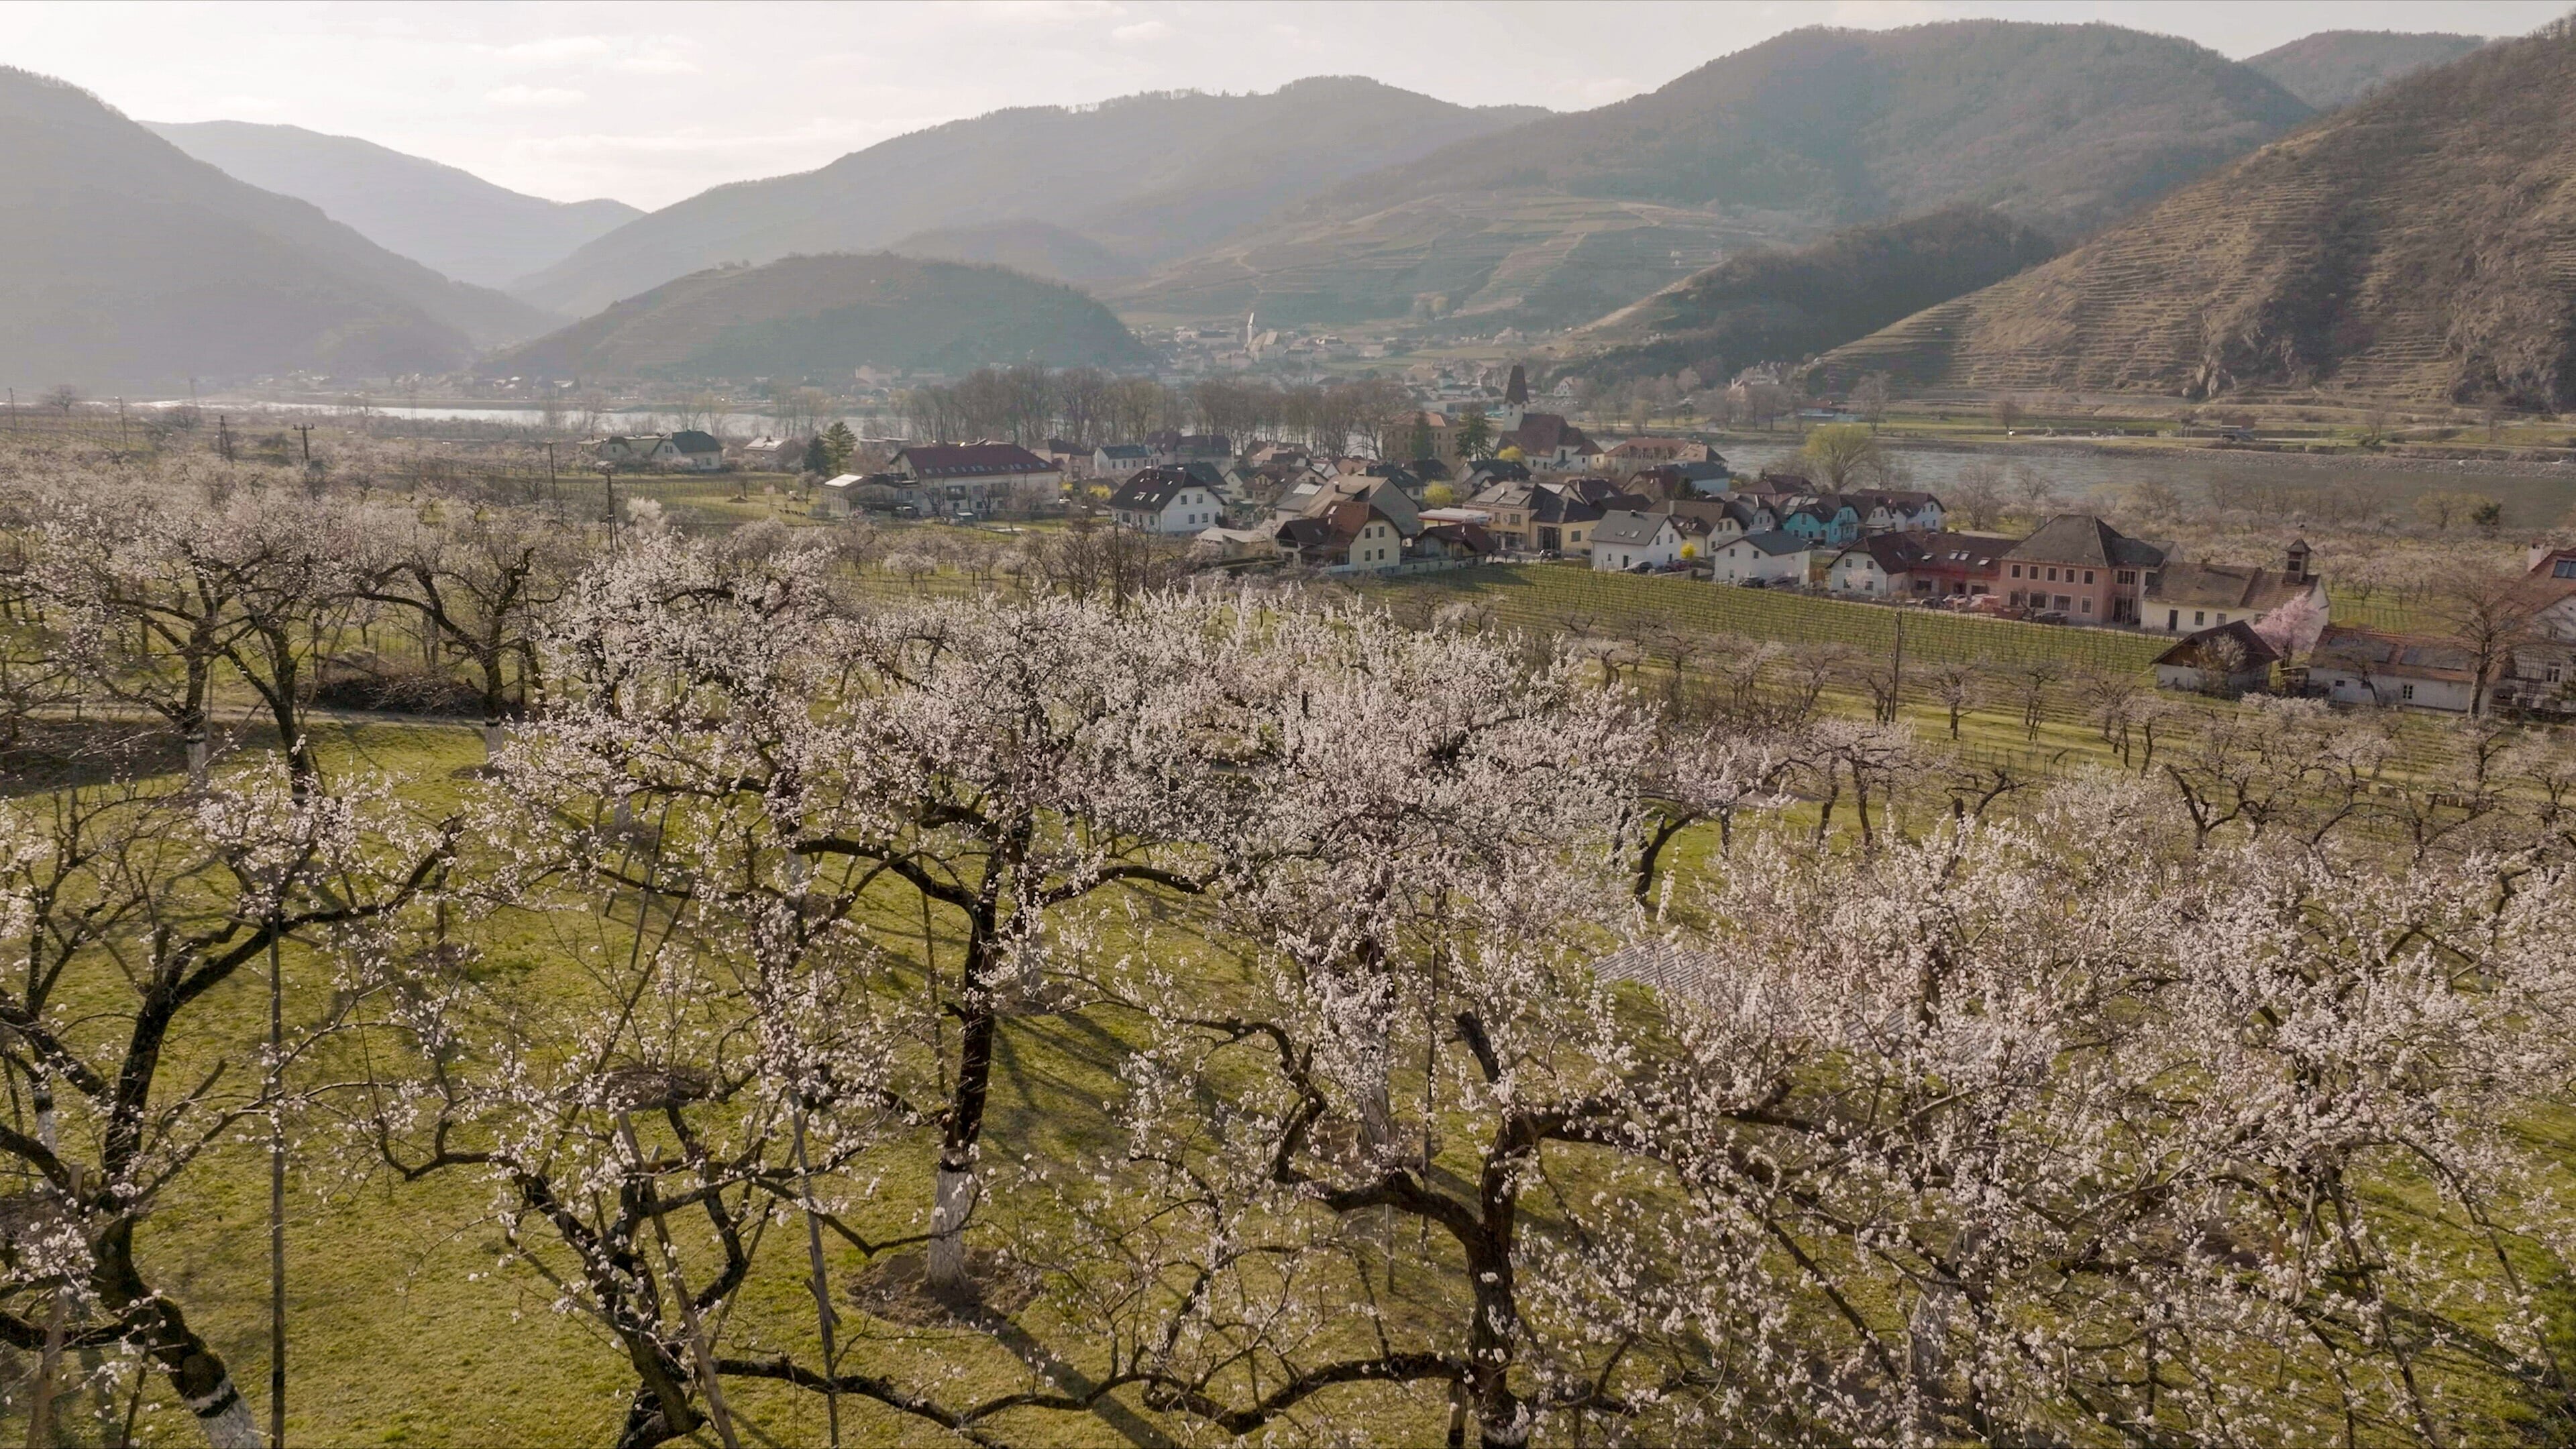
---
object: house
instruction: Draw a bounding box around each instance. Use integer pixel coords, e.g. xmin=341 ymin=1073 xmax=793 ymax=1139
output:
xmin=1093 ymin=443 xmax=1150 ymax=480
xmin=2489 ymin=543 xmax=2576 ymax=712
xmin=1278 ymin=471 xmax=1422 ymax=540
xmin=2310 ymin=626 xmax=2480 ymax=712
xmin=2000 ymin=515 xmax=2169 ymax=623
xmin=667 ymin=430 xmax=726 ymax=472
xmin=1712 ymin=530 xmax=1809 ymax=586
xmin=1043 ymin=437 xmax=1093 ymax=479
xmin=1148 ymin=431 xmax=1233 ymax=465
xmin=1499 ymin=413 xmax=1596 ymax=472
xmin=1108 ymin=467 xmax=1224 ymax=535
xmin=1898 ymin=533 xmax=2012 ymax=598
xmin=1844 ymin=489 xmax=1945 ymax=533
xmin=1467 ymin=476 xmax=1649 ymax=555
xmin=1413 ymin=522 xmax=1500 ymax=562
xmin=1597 ymin=437 xmax=1714 ymax=475
xmin=810 ymin=472 xmax=865 ymax=519
xmin=1591 ymin=510 xmax=1688 ymax=572
xmin=1275 ymin=500 xmax=1407 ymax=571
xmin=1774 ymin=497 xmax=1862 ymax=549
xmin=1826 ymin=534 xmax=1929 ymax=596
xmin=2139 ymin=541 xmax=2325 ymax=635
xmin=2151 ymin=622 xmax=2282 ymax=695
xmin=889 ymin=442 xmax=1063 ymax=517
xmin=737 ymin=435 xmax=804 ymax=470
xmin=595 ymin=433 xmax=673 ymax=468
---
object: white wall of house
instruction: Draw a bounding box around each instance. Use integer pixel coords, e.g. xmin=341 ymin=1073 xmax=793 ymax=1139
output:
xmin=1116 ymin=488 xmax=1220 ymax=535
xmin=1346 ymin=519 xmax=1402 ymax=571
xmin=2315 ymin=667 xmax=2474 ymax=712
xmin=1591 ymin=522 xmax=1682 ymax=572
xmin=1827 ymin=554 xmax=1904 ymax=596
xmin=1713 ymin=543 xmax=1807 ymax=585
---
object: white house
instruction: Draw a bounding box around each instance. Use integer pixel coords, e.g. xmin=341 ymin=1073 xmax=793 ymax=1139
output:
xmin=810 ymin=473 xmax=865 ymax=519
xmin=1108 ymin=468 xmax=1222 ymax=535
xmin=2150 ymin=621 xmax=2282 ymax=695
xmin=2139 ymin=542 xmax=2326 ymax=635
xmin=2310 ymin=625 xmax=2479 ymax=712
xmin=1093 ymin=443 xmax=1150 ymax=480
xmin=1590 ymin=509 xmax=1686 ymax=572
xmin=888 ymin=443 xmax=1063 ymax=517
xmin=1826 ymin=534 xmax=1927 ymax=596
xmin=1713 ymin=529 xmax=1809 ymax=586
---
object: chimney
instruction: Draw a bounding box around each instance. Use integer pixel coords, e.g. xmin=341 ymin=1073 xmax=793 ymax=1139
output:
xmin=2284 ymin=537 xmax=2310 ymax=582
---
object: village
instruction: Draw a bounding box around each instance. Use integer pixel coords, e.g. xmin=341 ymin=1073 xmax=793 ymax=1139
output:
xmin=568 ymin=362 xmax=2576 ymax=720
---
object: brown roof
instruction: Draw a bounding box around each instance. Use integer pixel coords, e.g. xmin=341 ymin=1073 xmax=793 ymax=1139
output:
xmin=2153 ymin=621 xmax=2283 ymax=672
xmin=2145 ymin=561 xmax=2317 ymax=612
xmin=1504 ymin=413 xmax=1593 ymax=455
xmin=894 ymin=443 xmax=1055 ymax=479
xmin=2312 ymin=625 xmax=2477 ymax=682
xmin=2005 ymin=514 xmax=2167 ymax=570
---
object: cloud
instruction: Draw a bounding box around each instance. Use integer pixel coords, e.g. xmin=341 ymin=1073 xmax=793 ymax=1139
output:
xmin=495 ymin=35 xmax=612 ymax=64
xmin=1110 ymin=19 xmax=1171 ymax=43
xmin=486 ymin=85 xmax=588 ymax=109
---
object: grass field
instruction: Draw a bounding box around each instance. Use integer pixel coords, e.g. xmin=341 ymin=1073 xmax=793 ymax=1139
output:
xmin=1352 ymin=563 xmax=2171 ymax=672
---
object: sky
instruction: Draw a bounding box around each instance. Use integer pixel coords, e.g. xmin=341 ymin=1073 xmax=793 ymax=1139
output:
xmin=13 ymin=1 xmax=2567 ymax=210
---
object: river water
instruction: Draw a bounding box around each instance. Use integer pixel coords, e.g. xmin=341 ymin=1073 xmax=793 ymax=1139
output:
xmin=1715 ymin=438 xmax=2576 ymax=525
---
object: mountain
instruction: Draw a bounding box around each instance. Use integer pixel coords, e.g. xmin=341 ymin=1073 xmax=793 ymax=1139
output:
xmin=1567 ymin=207 xmax=2058 ymax=385
xmin=1810 ymin=23 xmax=2576 ymax=409
xmin=888 ymin=220 xmax=1138 ymax=285
xmin=0 ymin=68 xmax=554 ymax=392
xmin=145 ymin=120 xmax=641 ymax=289
xmin=1118 ymin=21 xmax=2312 ymax=331
xmin=2247 ymin=30 xmax=2489 ymax=109
xmin=485 ymin=253 xmax=1152 ymax=380
xmin=513 ymin=78 xmax=1543 ymax=317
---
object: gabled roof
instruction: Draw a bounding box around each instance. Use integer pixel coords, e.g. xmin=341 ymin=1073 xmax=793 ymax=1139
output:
xmin=1095 ymin=443 xmax=1150 ymax=460
xmin=1504 ymin=413 xmax=1593 ymax=455
xmin=2145 ymin=561 xmax=2318 ymax=612
xmin=1109 ymin=466 xmax=1201 ymax=512
xmin=2312 ymin=625 xmax=2477 ymax=682
xmin=2153 ymin=621 xmax=2282 ymax=672
xmin=1416 ymin=522 xmax=1498 ymax=556
xmin=1735 ymin=529 xmax=1809 ymax=557
xmin=670 ymin=429 xmax=723 ymax=453
xmin=896 ymin=443 xmax=1055 ymax=478
xmin=2006 ymin=514 xmax=2167 ymax=569
xmin=1910 ymin=531 xmax=2012 ymax=574
xmin=1835 ymin=534 xmax=1929 ymax=572
xmin=1590 ymin=509 xmax=1674 ymax=548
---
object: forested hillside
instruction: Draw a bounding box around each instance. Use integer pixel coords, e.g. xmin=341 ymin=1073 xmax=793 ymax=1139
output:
xmin=147 ymin=119 xmax=641 ymax=289
xmin=1813 ymin=21 xmax=2576 ymax=409
xmin=488 ymin=252 xmax=1151 ymax=379
xmin=1120 ymin=21 xmax=2308 ymax=329
xmin=1570 ymin=206 xmax=2059 ymax=384
xmin=0 ymin=68 xmax=552 ymax=391
xmin=514 ymin=78 xmax=1542 ymax=317
xmin=2247 ymin=29 xmax=2488 ymax=109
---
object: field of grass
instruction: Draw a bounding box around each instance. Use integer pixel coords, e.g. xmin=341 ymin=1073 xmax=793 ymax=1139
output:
xmin=1352 ymin=563 xmax=2170 ymax=673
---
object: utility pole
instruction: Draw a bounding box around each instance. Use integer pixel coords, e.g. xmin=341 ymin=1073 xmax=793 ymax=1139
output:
xmin=600 ymin=463 xmax=617 ymax=539
xmin=218 ymin=413 xmax=233 ymax=464
xmin=116 ymin=396 xmax=128 ymax=453
xmin=268 ymin=924 xmax=287 ymax=1449
xmin=545 ymin=441 xmax=557 ymax=505
xmin=293 ymin=423 xmax=313 ymax=466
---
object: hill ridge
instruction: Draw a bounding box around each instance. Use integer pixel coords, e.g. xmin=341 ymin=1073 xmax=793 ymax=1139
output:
xmin=1809 ymin=21 xmax=2576 ymax=408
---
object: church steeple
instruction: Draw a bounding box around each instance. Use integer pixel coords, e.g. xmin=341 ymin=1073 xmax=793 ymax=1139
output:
xmin=1504 ymin=363 xmax=1528 ymax=407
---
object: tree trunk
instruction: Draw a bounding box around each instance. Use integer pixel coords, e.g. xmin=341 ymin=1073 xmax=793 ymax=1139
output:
xmin=927 ymin=932 xmax=998 ymax=1297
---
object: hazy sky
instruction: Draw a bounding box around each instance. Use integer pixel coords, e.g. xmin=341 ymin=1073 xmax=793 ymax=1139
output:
xmin=15 ymin=1 xmax=2565 ymax=209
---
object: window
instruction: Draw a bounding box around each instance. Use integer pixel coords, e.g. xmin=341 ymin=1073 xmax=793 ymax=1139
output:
xmin=2118 ymin=570 xmax=2137 ymax=585
xmin=2080 ymin=597 xmax=2094 ymax=614
xmin=2556 ymin=559 xmax=2576 ymax=579
xmin=2167 ymin=609 xmax=2179 ymax=629
xmin=2215 ymin=614 xmax=2228 ymax=625
xmin=2194 ymin=611 xmax=2206 ymax=626
xmin=2083 ymin=570 xmax=2095 ymax=584
xmin=2055 ymin=594 xmax=2072 ymax=610
xmin=2402 ymin=684 xmax=2417 ymax=701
